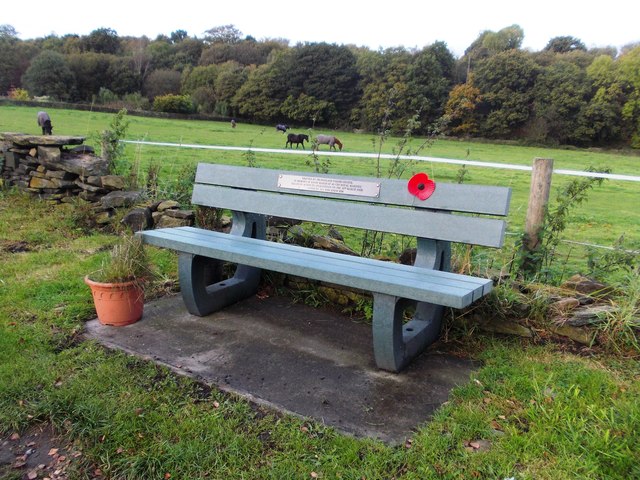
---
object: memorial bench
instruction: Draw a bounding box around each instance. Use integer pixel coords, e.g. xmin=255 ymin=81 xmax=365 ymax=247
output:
xmin=138 ymin=163 xmax=511 ymax=372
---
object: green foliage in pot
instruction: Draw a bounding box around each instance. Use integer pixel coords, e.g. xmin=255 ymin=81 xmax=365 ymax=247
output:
xmin=90 ymin=235 xmax=154 ymax=285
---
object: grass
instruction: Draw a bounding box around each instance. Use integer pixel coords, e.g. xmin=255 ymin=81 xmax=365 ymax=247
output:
xmin=1 ymin=103 xmax=638 ymax=262
xmin=1 ymin=106 xmax=640 ymax=478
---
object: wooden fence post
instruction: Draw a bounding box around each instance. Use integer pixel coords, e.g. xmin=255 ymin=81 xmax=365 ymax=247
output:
xmin=521 ymin=157 xmax=554 ymax=275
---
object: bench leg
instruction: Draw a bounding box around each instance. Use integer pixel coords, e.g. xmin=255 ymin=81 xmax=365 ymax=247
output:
xmin=372 ymin=239 xmax=451 ymax=372
xmin=178 ymin=212 xmax=265 ymax=316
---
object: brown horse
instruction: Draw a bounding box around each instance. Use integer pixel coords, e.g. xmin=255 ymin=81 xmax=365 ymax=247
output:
xmin=315 ymin=134 xmax=342 ymax=151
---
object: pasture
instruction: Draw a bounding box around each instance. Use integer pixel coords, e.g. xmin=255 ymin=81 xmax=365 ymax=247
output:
xmin=1 ymin=104 xmax=639 ymax=478
xmin=1 ymin=104 xmax=638 ymax=282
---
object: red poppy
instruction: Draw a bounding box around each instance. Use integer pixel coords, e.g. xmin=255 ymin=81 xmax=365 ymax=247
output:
xmin=407 ymin=172 xmax=436 ymax=200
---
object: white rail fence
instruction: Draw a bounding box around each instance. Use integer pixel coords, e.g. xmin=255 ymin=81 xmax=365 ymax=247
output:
xmin=121 ymin=140 xmax=639 ymax=253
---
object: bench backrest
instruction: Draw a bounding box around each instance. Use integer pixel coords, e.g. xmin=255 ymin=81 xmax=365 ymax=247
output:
xmin=192 ymin=164 xmax=511 ymax=248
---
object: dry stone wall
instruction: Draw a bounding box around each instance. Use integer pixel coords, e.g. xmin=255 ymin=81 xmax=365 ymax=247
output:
xmin=0 ymin=133 xmax=194 ymax=229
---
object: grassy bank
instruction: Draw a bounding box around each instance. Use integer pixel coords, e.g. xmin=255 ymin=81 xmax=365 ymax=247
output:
xmin=1 ymin=189 xmax=639 ymax=479
xmin=1 ymin=106 xmax=640 ymax=478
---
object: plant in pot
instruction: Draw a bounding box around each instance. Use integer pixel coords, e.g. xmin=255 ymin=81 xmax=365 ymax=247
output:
xmin=85 ymin=235 xmax=154 ymax=326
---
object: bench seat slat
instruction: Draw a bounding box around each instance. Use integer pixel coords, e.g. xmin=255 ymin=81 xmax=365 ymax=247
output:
xmin=192 ymin=185 xmax=507 ymax=248
xmin=161 ymin=227 xmax=491 ymax=296
xmin=140 ymin=227 xmax=492 ymax=309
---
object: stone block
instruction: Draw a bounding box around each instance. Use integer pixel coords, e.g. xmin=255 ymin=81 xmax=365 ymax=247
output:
xmin=100 ymin=190 xmax=144 ymax=208
xmin=29 ymin=176 xmax=58 ymax=189
xmin=155 ymin=215 xmax=193 ymax=228
xmin=121 ymin=207 xmax=153 ymax=232
xmin=37 ymin=145 xmax=62 ymax=163
xmin=157 ymin=200 xmax=180 ymax=211
xmin=164 ymin=209 xmax=194 ymax=219
xmin=101 ymin=175 xmax=126 ymax=190
xmin=46 ymin=169 xmax=76 ymax=180
xmin=5 ymin=151 xmax=18 ymax=169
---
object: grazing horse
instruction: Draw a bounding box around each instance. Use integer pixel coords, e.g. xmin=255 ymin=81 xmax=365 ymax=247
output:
xmin=230 ymin=118 xmax=237 ymax=128
xmin=37 ymin=111 xmax=53 ymax=135
xmin=276 ymin=124 xmax=289 ymax=133
xmin=286 ymin=133 xmax=309 ymax=149
xmin=315 ymin=134 xmax=343 ymax=151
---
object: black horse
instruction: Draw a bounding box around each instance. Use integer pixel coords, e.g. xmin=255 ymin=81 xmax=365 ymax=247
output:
xmin=286 ymin=133 xmax=309 ymax=149
xmin=276 ymin=124 xmax=289 ymax=133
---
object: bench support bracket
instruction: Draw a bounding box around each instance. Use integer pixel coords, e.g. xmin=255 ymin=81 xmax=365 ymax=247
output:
xmin=372 ymin=239 xmax=451 ymax=372
xmin=178 ymin=212 xmax=266 ymax=316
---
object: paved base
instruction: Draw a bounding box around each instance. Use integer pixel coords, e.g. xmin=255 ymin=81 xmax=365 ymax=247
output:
xmin=84 ymin=294 xmax=477 ymax=444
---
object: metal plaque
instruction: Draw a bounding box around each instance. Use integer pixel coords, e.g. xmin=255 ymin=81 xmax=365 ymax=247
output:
xmin=278 ymin=174 xmax=380 ymax=198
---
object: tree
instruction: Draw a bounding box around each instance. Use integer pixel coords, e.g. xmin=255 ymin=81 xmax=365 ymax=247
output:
xmin=405 ymin=42 xmax=456 ymax=131
xmin=81 ymin=28 xmax=121 ymax=54
xmin=544 ymin=36 xmax=587 ymax=53
xmin=21 ymin=50 xmax=75 ymax=100
xmin=532 ymin=60 xmax=591 ymax=145
xmin=0 ymin=25 xmax=38 ymax=94
xmin=474 ymin=49 xmax=539 ymax=138
xmin=143 ymin=69 xmax=182 ymax=100
xmin=213 ymin=61 xmax=248 ymax=116
xmin=482 ymin=24 xmax=524 ymax=53
xmin=442 ymin=81 xmax=482 ymax=136
xmin=617 ymin=46 xmax=640 ymax=147
xmin=285 ymin=43 xmax=361 ymax=124
xmin=351 ymin=47 xmax=412 ymax=131
xmin=204 ymin=25 xmax=242 ymax=45
xmin=67 ymin=52 xmax=115 ymax=101
xmin=170 ymin=30 xmax=188 ymax=44
xmin=232 ymin=63 xmax=282 ymax=121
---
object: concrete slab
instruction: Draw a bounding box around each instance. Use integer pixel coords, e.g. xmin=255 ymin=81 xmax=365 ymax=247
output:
xmin=84 ymin=294 xmax=477 ymax=444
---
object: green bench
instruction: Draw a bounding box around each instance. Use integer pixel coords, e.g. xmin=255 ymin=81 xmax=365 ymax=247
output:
xmin=139 ymin=163 xmax=511 ymax=372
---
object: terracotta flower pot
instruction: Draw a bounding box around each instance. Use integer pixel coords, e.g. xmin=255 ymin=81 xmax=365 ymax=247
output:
xmin=85 ymin=276 xmax=144 ymax=326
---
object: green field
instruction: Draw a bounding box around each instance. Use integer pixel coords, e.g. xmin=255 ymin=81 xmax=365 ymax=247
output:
xmin=1 ymin=105 xmax=640 ymax=479
xmin=2 ymin=104 xmax=638 ymax=281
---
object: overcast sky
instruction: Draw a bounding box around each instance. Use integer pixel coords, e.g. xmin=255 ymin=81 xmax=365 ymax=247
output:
xmin=6 ymin=0 xmax=639 ymax=56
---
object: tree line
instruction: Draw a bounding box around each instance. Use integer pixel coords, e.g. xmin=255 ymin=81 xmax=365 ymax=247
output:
xmin=1 ymin=24 xmax=639 ymax=148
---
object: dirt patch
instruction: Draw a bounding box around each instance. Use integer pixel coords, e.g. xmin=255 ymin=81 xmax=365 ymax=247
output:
xmin=0 ymin=240 xmax=32 ymax=253
xmin=0 ymin=423 xmax=100 ymax=480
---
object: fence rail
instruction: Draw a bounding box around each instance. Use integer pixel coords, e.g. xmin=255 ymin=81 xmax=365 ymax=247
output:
xmin=121 ymin=140 xmax=640 ymax=183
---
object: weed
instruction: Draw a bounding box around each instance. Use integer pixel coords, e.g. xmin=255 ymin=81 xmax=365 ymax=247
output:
xmin=306 ymin=145 xmax=331 ymax=173
xmin=98 ymin=108 xmax=130 ymax=175
xmin=597 ymin=272 xmax=640 ymax=355
xmin=518 ymin=166 xmax=611 ymax=283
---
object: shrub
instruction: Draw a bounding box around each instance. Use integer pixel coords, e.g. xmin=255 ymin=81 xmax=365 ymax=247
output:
xmin=8 ymin=87 xmax=29 ymax=100
xmin=152 ymin=94 xmax=195 ymax=114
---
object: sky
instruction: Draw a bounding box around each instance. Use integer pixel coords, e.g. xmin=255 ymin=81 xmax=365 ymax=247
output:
xmin=6 ymin=0 xmax=639 ymax=56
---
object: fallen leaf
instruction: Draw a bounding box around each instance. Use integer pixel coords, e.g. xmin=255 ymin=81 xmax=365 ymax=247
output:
xmin=310 ymin=472 xmax=319 ymax=479
xmin=469 ymin=441 xmax=481 ymax=449
xmin=164 ymin=474 xmax=171 ymax=479
xmin=300 ymin=426 xmax=309 ymax=433
xmin=116 ymin=447 xmax=124 ymax=454
xmin=10 ymin=432 xmax=20 ymax=441
xmin=48 ymin=448 xmax=59 ymax=457
xmin=212 ymin=401 xmax=220 ymax=409
xmin=27 ymin=470 xmax=38 ymax=480
xmin=94 ymin=468 xmax=103 ymax=476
